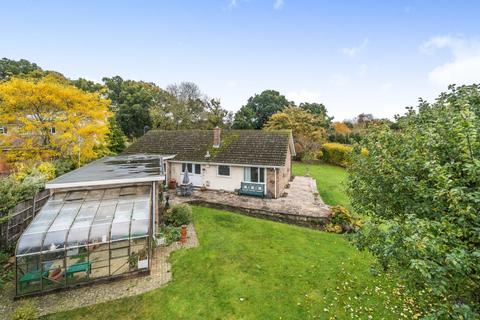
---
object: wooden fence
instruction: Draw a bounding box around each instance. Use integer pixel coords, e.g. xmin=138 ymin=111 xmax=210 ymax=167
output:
xmin=0 ymin=189 xmax=50 ymax=251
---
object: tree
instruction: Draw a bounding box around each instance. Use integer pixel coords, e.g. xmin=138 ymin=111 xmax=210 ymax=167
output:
xmin=166 ymin=82 xmax=207 ymax=129
xmin=233 ymin=90 xmax=291 ymax=129
xmin=232 ymin=105 xmax=256 ymax=129
xmin=0 ymin=75 xmax=111 ymax=164
xmin=105 ymin=117 xmax=126 ymax=154
xmin=299 ymin=102 xmax=332 ymax=127
xmin=347 ymin=85 xmax=480 ymax=318
xmin=264 ymin=106 xmax=326 ymax=160
xmin=205 ymin=99 xmax=229 ymax=129
xmin=103 ymin=76 xmax=165 ymax=138
xmin=0 ymin=58 xmax=42 ymax=81
xmin=72 ymin=78 xmax=104 ymax=93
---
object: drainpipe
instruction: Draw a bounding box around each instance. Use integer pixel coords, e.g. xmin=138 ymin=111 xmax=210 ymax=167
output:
xmin=274 ymin=168 xmax=277 ymax=198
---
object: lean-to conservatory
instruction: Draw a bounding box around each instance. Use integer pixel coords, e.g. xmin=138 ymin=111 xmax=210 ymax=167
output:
xmin=15 ymin=155 xmax=165 ymax=297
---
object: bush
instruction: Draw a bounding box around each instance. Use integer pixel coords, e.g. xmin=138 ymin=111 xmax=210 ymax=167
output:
xmin=0 ymin=165 xmax=49 ymax=217
xmin=325 ymin=205 xmax=358 ymax=233
xmin=53 ymin=158 xmax=75 ymax=176
xmin=165 ymin=204 xmax=192 ymax=227
xmin=321 ymin=143 xmax=352 ymax=167
xmin=12 ymin=301 xmax=36 ymax=320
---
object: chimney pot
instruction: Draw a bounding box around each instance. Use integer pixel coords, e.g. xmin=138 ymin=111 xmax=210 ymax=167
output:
xmin=213 ymin=127 xmax=221 ymax=148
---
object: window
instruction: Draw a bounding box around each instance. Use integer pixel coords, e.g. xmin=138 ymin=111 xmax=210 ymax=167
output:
xmin=181 ymin=163 xmax=201 ymax=174
xmin=181 ymin=163 xmax=193 ymax=173
xmin=244 ymin=167 xmax=265 ymax=183
xmin=0 ymin=127 xmax=7 ymax=134
xmin=194 ymin=164 xmax=201 ymax=174
xmin=50 ymin=127 xmax=56 ymax=134
xmin=218 ymin=165 xmax=230 ymax=176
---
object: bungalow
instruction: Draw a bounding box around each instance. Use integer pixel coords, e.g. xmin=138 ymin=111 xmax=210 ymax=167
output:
xmin=122 ymin=128 xmax=296 ymax=198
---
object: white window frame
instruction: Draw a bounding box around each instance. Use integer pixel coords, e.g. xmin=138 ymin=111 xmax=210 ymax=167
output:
xmin=50 ymin=127 xmax=56 ymax=134
xmin=181 ymin=163 xmax=201 ymax=175
xmin=244 ymin=167 xmax=266 ymax=184
xmin=217 ymin=165 xmax=231 ymax=177
xmin=0 ymin=126 xmax=7 ymax=134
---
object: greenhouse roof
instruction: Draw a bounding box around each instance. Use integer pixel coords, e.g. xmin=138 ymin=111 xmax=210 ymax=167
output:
xmin=45 ymin=154 xmax=166 ymax=189
xmin=16 ymin=185 xmax=152 ymax=256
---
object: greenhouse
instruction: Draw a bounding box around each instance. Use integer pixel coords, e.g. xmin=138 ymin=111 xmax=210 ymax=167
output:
xmin=15 ymin=155 xmax=165 ymax=297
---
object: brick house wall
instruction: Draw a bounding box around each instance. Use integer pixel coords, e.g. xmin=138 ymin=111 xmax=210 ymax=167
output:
xmin=266 ymin=144 xmax=292 ymax=198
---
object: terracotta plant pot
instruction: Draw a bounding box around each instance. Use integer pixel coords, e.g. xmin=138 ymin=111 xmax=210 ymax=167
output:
xmin=180 ymin=225 xmax=187 ymax=244
xmin=168 ymin=179 xmax=177 ymax=190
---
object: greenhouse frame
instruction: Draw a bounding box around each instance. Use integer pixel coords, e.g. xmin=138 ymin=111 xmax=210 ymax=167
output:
xmin=15 ymin=155 xmax=166 ymax=297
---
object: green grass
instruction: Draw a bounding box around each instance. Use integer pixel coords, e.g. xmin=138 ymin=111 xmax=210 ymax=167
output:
xmin=292 ymin=162 xmax=350 ymax=208
xmin=46 ymin=207 xmax=416 ymax=320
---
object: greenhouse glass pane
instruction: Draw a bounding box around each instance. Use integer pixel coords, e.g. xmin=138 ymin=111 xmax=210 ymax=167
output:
xmin=48 ymin=202 xmax=80 ymax=231
xmin=66 ymin=226 xmax=90 ymax=247
xmin=103 ymin=188 xmax=120 ymax=199
xmin=94 ymin=205 xmax=116 ymax=223
xmin=132 ymin=201 xmax=149 ymax=220
xmin=17 ymin=233 xmax=44 ymax=255
xmin=110 ymin=221 xmax=130 ymax=241
xmin=113 ymin=202 xmax=133 ymax=222
xmin=130 ymin=219 xmax=149 ymax=237
xmin=42 ymin=229 xmax=68 ymax=251
xmin=120 ymin=186 xmax=136 ymax=196
xmin=66 ymin=191 xmax=87 ymax=201
xmin=85 ymin=189 xmax=104 ymax=201
xmin=51 ymin=192 xmax=66 ymax=201
xmin=89 ymin=223 xmax=111 ymax=244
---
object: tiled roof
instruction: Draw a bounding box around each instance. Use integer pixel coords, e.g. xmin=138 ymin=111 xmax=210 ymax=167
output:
xmin=122 ymin=130 xmax=291 ymax=167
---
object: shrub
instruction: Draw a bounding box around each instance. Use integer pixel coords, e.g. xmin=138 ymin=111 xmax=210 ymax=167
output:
xmin=165 ymin=204 xmax=192 ymax=227
xmin=325 ymin=205 xmax=358 ymax=233
xmin=52 ymin=158 xmax=75 ymax=176
xmin=11 ymin=301 xmax=36 ymax=320
xmin=321 ymin=143 xmax=352 ymax=167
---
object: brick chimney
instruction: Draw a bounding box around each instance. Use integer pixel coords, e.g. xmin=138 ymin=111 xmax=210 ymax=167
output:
xmin=213 ymin=127 xmax=221 ymax=148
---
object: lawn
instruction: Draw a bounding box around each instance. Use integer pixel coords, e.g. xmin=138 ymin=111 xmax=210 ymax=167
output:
xmin=292 ymin=162 xmax=350 ymax=208
xmin=47 ymin=206 xmax=416 ymax=320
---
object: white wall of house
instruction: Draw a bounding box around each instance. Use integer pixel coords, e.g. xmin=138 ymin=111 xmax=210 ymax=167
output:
xmin=169 ymin=162 xmax=245 ymax=192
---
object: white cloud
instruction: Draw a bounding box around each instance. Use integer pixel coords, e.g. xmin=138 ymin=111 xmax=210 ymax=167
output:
xmin=286 ymin=89 xmax=322 ymax=104
xmin=228 ymin=0 xmax=237 ymax=8
xmin=420 ymin=35 xmax=480 ymax=87
xmin=273 ymin=0 xmax=284 ymax=10
xmin=341 ymin=38 xmax=369 ymax=59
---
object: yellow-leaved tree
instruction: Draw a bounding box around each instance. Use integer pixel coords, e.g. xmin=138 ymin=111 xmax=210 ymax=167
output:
xmin=0 ymin=75 xmax=111 ymax=165
xmin=264 ymin=106 xmax=327 ymax=160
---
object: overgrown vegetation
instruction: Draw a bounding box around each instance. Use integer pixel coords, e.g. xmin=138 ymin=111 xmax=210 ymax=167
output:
xmin=164 ymin=204 xmax=193 ymax=227
xmin=348 ymin=85 xmax=480 ymax=318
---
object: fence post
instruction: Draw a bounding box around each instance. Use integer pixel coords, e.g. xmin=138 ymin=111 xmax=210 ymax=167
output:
xmin=32 ymin=191 xmax=37 ymax=219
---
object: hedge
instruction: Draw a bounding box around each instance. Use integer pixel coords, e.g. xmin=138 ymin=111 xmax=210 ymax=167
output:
xmin=321 ymin=143 xmax=353 ymax=167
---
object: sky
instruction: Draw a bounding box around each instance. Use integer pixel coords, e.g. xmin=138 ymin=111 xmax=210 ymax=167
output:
xmin=1 ymin=0 xmax=480 ymax=121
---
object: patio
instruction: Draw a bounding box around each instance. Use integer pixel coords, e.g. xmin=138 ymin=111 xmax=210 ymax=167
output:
xmin=170 ymin=176 xmax=331 ymax=228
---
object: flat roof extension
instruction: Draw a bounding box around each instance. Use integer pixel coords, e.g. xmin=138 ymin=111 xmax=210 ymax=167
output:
xmin=46 ymin=154 xmax=166 ymax=189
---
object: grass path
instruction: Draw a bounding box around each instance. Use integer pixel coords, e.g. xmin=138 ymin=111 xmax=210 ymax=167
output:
xmin=292 ymin=162 xmax=350 ymax=208
xmin=46 ymin=207 xmax=415 ymax=320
